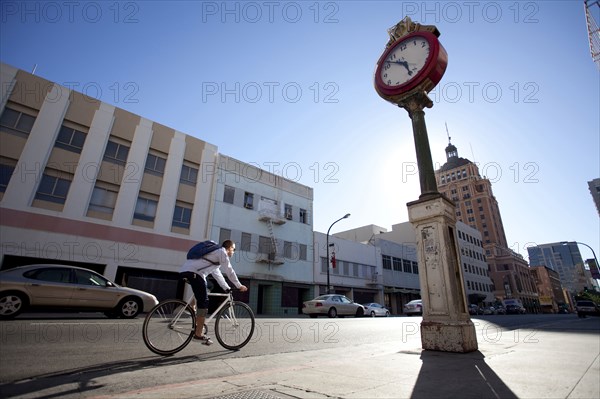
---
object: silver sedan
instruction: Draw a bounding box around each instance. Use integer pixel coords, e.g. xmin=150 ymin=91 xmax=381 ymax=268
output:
xmin=363 ymin=302 xmax=390 ymax=317
xmin=0 ymin=264 xmax=158 ymax=319
xmin=302 ymin=294 xmax=365 ymax=318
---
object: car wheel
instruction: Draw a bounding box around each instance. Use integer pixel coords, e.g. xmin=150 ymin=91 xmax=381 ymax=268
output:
xmin=385 ymin=311 xmax=390 ymax=317
xmin=370 ymin=311 xmax=376 ymax=317
xmin=0 ymin=292 xmax=27 ymax=319
xmin=327 ymin=307 xmax=337 ymax=318
xmin=355 ymin=307 xmax=364 ymax=317
xmin=116 ymin=297 xmax=142 ymax=318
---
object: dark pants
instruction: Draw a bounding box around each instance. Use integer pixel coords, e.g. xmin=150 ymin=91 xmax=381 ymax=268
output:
xmin=180 ymin=272 xmax=209 ymax=309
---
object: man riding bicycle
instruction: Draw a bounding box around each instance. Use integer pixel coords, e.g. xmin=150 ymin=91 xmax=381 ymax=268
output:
xmin=179 ymin=240 xmax=247 ymax=345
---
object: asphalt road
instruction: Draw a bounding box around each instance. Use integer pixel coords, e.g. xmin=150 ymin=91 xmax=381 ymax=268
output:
xmin=0 ymin=313 xmax=598 ymax=397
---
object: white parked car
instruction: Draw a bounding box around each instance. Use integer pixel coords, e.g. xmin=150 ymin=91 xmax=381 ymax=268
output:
xmin=362 ymin=302 xmax=390 ymax=317
xmin=403 ymin=299 xmax=423 ymax=316
xmin=302 ymin=294 xmax=365 ymax=318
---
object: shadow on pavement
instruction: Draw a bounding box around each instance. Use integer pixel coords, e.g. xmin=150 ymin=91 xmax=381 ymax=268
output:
xmin=411 ymin=350 xmax=517 ymax=399
xmin=0 ymin=350 xmax=231 ymax=398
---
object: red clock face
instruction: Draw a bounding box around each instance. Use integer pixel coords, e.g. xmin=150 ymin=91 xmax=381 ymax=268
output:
xmin=375 ymin=31 xmax=447 ymax=97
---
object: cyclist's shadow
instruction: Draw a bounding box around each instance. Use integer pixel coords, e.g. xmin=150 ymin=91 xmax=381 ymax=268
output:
xmin=0 ymin=351 xmax=237 ymax=398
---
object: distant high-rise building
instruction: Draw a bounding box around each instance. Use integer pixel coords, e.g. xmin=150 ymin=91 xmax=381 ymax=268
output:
xmin=528 ymin=242 xmax=591 ymax=295
xmin=587 ymin=178 xmax=600 ymax=216
xmin=435 ymin=139 xmax=538 ymax=312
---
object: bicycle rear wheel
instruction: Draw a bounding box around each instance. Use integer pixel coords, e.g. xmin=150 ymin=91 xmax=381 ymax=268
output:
xmin=143 ymin=299 xmax=195 ymax=356
xmin=214 ymin=301 xmax=255 ymax=350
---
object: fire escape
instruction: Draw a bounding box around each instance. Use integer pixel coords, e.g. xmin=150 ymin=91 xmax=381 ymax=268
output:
xmin=256 ymin=198 xmax=286 ymax=265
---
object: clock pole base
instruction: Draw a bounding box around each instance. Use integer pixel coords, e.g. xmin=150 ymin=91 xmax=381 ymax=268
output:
xmin=408 ymin=195 xmax=479 ymax=354
xmin=421 ymin=320 xmax=478 ymax=353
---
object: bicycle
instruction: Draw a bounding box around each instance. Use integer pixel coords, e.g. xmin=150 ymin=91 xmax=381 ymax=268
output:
xmin=142 ymin=288 xmax=255 ymax=356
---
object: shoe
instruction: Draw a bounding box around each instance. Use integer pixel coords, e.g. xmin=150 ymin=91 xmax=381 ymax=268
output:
xmin=193 ymin=335 xmax=213 ymax=345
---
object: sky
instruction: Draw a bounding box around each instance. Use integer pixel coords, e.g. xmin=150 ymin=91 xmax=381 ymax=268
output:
xmin=1 ymin=1 xmax=599 ymax=263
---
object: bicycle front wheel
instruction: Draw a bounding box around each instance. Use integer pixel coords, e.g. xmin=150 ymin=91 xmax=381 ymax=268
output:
xmin=214 ymin=301 xmax=255 ymax=350
xmin=143 ymin=299 xmax=196 ymax=356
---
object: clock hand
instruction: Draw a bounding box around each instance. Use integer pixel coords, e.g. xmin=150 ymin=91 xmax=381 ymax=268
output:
xmin=385 ymin=60 xmax=412 ymax=74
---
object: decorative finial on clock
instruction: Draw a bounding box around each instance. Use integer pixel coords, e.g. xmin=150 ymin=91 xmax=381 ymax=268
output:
xmin=385 ymin=16 xmax=442 ymax=48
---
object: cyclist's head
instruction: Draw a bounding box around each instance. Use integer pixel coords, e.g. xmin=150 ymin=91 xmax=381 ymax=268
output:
xmin=222 ymin=240 xmax=236 ymax=257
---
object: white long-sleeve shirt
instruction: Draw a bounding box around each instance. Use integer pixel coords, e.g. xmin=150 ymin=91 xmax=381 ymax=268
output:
xmin=179 ymin=247 xmax=243 ymax=291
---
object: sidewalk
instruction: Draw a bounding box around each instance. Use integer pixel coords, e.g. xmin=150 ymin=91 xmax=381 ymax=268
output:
xmin=85 ymin=319 xmax=599 ymax=399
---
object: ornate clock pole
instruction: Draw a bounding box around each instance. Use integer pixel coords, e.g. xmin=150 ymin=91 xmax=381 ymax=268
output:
xmin=374 ymin=17 xmax=477 ymax=353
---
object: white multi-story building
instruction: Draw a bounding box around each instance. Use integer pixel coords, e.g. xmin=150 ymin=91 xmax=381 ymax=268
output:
xmin=336 ymin=220 xmax=495 ymax=309
xmin=210 ymin=155 xmax=314 ymax=315
xmin=313 ymin=231 xmax=382 ymax=305
xmin=332 ymin=224 xmax=421 ymax=313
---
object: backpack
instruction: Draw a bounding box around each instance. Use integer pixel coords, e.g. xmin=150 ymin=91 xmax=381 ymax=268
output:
xmin=186 ymin=240 xmax=221 ymax=260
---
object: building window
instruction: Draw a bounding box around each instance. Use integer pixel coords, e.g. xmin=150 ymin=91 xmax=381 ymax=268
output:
xmin=223 ymin=185 xmax=235 ymax=204
xmin=0 ymin=107 xmax=35 ymax=135
xmin=258 ymin=236 xmax=272 ymax=254
xmin=180 ymin=164 xmax=198 ymax=185
xmin=284 ymin=204 xmax=293 ymax=220
xmin=134 ymin=196 xmax=157 ymax=221
xmin=88 ymin=185 xmax=118 ymax=214
xmin=410 ymin=261 xmax=419 ymax=274
xmin=343 ymin=262 xmax=350 ymax=276
xmin=392 ymin=257 xmax=402 ymax=271
xmin=172 ymin=204 xmax=192 ymax=228
xmin=244 ymin=192 xmax=254 ymax=209
xmin=0 ymin=164 xmax=15 ymax=192
xmin=403 ymin=259 xmax=412 ymax=273
xmin=103 ymin=140 xmax=129 ymax=165
xmin=284 ymin=241 xmax=293 ymax=258
xmin=54 ymin=125 xmax=86 ymax=153
xmin=35 ymin=173 xmax=71 ymax=204
xmin=299 ymin=244 xmax=307 ymax=261
xmin=241 ymin=232 xmax=252 ymax=251
xmin=219 ymin=228 xmax=231 ymax=244
xmin=145 ymin=153 xmax=166 ymax=175
xmin=299 ymin=208 xmax=307 ymax=224
xmin=382 ymin=255 xmax=392 ymax=270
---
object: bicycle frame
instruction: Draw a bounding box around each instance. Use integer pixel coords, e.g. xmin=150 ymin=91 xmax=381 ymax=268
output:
xmin=170 ymin=291 xmax=235 ymax=327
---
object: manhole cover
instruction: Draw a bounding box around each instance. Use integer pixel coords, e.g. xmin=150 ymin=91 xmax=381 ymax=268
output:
xmin=211 ymin=389 xmax=290 ymax=399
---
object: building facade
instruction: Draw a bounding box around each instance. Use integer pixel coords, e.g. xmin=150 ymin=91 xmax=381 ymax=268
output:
xmin=331 ymin=224 xmax=421 ymax=313
xmin=210 ymin=155 xmax=314 ymax=315
xmin=530 ymin=265 xmax=566 ymax=313
xmin=435 ymin=140 xmax=539 ymax=312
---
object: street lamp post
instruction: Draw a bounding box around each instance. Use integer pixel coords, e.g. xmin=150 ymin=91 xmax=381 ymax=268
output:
xmin=326 ymin=213 xmax=350 ymax=294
